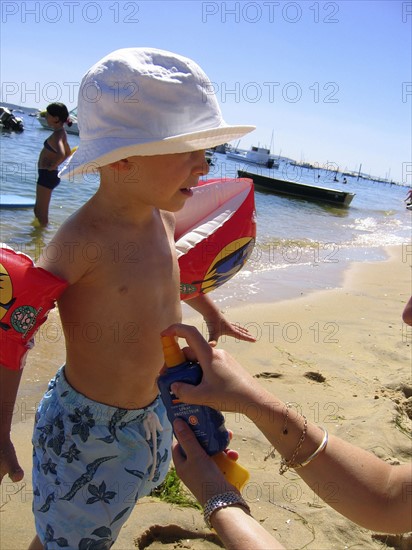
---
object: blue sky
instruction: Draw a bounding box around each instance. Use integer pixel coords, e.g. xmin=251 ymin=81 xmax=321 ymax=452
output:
xmin=1 ymin=0 xmax=411 ymax=183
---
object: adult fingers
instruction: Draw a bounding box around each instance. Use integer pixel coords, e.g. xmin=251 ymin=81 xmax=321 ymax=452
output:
xmin=161 ymin=324 xmax=214 ymax=366
xmin=172 ymin=418 xmax=207 ymax=460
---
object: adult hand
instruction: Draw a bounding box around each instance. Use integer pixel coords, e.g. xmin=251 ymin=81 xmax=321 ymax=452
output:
xmin=172 ymin=418 xmax=236 ymax=505
xmin=161 ymin=323 xmax=268 ymax=413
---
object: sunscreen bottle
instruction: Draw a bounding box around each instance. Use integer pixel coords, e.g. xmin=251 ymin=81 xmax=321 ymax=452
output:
xmin=158 ymin=335 xmax=249 ymax=489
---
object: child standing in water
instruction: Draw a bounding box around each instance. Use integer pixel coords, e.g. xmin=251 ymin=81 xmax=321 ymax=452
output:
xmin=0 ymin=48 xmax=255 ymax=549
xmin=34 ymin=102 xmax=72 ymax=225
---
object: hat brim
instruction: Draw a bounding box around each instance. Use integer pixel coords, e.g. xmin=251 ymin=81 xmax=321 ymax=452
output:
xmin=60 ymin=124 xmax=255 ymax=178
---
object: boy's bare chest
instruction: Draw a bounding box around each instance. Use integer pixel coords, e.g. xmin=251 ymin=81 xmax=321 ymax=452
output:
xmin=58 ymin=212 xmax=180 ymax=316
xmin=90 ymin=235 xmax=176 ymax=284
xmin=59 ymin=234 xmax=180 ymax=335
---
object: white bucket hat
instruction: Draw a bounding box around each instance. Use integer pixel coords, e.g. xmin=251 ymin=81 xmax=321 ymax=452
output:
xmin=60 ymin=47 xmax=255 ymax=178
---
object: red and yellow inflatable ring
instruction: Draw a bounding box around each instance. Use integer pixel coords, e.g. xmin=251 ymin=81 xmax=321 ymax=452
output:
xmin=176 ymin=177 xmax=256 ymax=300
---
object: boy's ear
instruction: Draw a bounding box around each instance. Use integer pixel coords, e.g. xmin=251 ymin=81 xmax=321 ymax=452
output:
xmin=107 ymin=159 xmax=130 ymax=171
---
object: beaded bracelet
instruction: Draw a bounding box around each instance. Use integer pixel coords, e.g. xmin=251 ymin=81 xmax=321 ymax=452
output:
xmin=294 ymin=428 xmax=329 ymax=469
xmin=203 ymin=491 xmax=251 ymax=528
xmin=279 ymin=415 xmax=308 ymax=474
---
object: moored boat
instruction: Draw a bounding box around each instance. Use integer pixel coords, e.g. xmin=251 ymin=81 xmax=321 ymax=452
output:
xmin=205 ymin=149 xmax=216 ymax=165
xmin=238 ymin=170 xmax=355 ymax=207
xmin=227 ymin=146 xmax=279 ymax=168
xmin=0 ymin=106 xmax=24 ymax=132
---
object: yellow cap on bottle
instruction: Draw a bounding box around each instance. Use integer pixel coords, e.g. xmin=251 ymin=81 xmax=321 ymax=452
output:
xmin=160 ymin=336 xmax=250 ymax=489
xmin=161 ymin=335 xmax=186 ymax=367
xmin=212 ymin=452 xmax=250 ymax=489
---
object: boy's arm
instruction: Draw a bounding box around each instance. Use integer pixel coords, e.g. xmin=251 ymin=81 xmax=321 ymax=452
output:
xmin=0 ymin=238 xmax=70 ymax=485
xmin=185 ymin=294 xmax=256 ymax=345
xmin=0 ymin=367 xmax=24 ymax=483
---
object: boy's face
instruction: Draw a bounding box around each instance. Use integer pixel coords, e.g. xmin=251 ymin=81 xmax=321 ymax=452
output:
xmin=125 ymin=150 xmax=210 ymax=211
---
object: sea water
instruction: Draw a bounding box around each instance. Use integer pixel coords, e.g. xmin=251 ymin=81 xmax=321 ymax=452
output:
xmin=1 ymin=111 xmax=411 ymax=308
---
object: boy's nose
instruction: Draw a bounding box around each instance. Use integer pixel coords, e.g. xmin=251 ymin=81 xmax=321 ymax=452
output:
xmin=192 ymin=150 xmax=210 ymax=176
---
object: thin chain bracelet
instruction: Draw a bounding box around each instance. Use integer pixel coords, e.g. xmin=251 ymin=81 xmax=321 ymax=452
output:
xmin=279 ymin=415 xmax=308 ymax=475
xmin=265 ymin=402 xmax=293 ymax=461
xmin=282 ymin=402 xmax=292 ymax=435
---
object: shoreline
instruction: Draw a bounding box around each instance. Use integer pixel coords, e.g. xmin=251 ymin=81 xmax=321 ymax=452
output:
xmin=183 ymin=243 xmax=395 ymax=317
xmin=1 ymin=245 xmax=411 ymax=549
xmin=191 ymin=241 xmax=397 ymax=313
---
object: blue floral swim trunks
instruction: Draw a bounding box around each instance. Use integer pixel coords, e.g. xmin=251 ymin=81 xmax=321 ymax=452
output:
xmin=32 ymin=366 xmax=172 ymax=549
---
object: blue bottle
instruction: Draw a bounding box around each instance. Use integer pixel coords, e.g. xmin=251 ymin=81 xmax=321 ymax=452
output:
xmin=158 ymin=335 xmax=229 ymax=455
xmin=158 ymin=335 xmax=250 ymax=489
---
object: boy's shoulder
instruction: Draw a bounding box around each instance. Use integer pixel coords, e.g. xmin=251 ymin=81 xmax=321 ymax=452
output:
xmin=39 ymin=207 xmax=96 ymax=283
xmin=52 ymin=207 xmax=89 ymax=243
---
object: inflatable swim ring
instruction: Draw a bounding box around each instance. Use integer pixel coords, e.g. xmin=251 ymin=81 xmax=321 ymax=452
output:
xmin=0 ymin=245 xmax=68 ymax=370
xmin=176 ymin=178 xmax=256 ymax=300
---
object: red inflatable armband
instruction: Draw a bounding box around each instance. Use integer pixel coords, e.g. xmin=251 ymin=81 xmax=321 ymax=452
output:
xmin=175 ymin=178 xmax=256 ymax=301
xmin=0 ymin=245 xmax=68 ymax=370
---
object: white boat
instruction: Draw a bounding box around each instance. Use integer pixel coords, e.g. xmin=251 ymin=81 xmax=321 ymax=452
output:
xmin=226 ymin=145 xmax=279 ymax=168
xmin=37 ymin=107 xmax=79 ymax=135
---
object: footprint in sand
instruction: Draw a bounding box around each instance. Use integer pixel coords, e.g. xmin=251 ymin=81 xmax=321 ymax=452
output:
xmin=399 ymin=384 xmax=412 ymax=399
xmin=137 ymin=524 xmax=223 ymax=549
xmin=372 ymin=532 xmax=412 ymax=550
xmin=381 ymin=382 xmax=412 ymax=421
xmin=304 ymin=371 xmax=326 ymax=383
xmin=255 ymin=372 xmax=283 ymax=379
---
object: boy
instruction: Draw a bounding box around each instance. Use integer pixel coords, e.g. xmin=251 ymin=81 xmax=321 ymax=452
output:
xmin=0 ymin=48 xmax=255 ymax=548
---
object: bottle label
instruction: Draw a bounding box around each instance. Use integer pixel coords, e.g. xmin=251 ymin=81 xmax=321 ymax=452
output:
xmin=158 ymin=362 xmax=229 ymax=455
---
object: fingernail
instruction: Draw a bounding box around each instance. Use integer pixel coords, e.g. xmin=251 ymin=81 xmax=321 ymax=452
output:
xmin=173 ymin=418 xmax=185 ymax=434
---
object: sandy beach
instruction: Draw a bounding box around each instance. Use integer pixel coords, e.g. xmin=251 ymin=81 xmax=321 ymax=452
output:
xmin=1 ymin=245 xmax=411 ymax=550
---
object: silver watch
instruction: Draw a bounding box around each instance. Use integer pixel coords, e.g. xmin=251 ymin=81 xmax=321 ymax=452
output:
xmin=203 ymin=491 xmax=250 ymax=528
